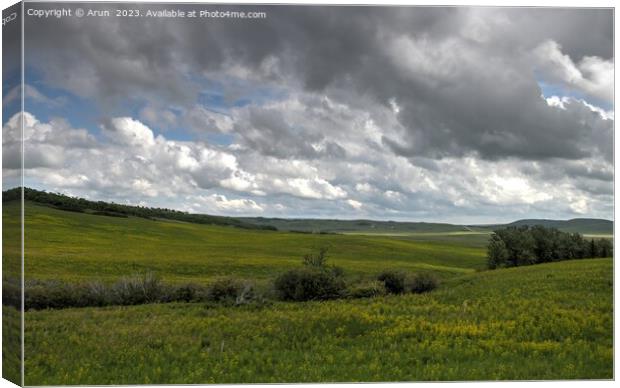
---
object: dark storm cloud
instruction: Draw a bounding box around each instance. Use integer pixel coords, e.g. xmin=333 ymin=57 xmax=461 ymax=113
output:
xmin=0 ymin=2 xmax=608 ymax=224
xmin=384 ymin=87 xmax=612 ymax=161
xmin=23 ymin=5 xmax=613 ymax=164
xmin=506 ymin=8 xmax=613 ymax=61
xmin=235 ymin=106 xmax=323 ymax=159
xmin=24 ymin=3 xmax=288 ymax=106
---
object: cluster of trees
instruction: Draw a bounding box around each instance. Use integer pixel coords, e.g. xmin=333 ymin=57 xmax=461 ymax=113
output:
xmin=488 ymin=225 xmax=613 ymax=269
xmin=3 ymin=187 xmax=276 ymax=231
xmin=5 ymin=246 xmax=442 ymax=310
xmin=4 ymin=273 xmax=266 ymax=311
xmin=274 ymin=248 xmax=438 ymax=302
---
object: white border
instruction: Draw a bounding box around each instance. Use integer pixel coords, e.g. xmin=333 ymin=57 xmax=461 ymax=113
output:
xmin=0 ymin=1 xmax=616 ymax=388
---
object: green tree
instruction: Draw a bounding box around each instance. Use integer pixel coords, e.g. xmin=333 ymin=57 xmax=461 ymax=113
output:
xmin=597 ymin=239 xmax=613 ymax=258
xmin=495 ymin=226 xmax=536 ymax=267
xmin=302 ymin=247 xmax=329 ymax=268
xmin=589 ymin=239 xmax=598 ymax=258
xmin=487 ymin=234 xmax=509 ymax=269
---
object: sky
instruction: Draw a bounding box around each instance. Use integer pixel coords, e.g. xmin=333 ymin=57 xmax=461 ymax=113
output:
xmin=1 ymin=4 xmax=614 ymax=224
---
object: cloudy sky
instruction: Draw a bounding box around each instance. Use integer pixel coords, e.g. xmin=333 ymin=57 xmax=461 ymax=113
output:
xmin=2 ymin=4 xmax=613 ymax=223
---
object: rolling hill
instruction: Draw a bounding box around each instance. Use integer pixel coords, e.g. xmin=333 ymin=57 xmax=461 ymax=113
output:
xmin=499 ymin=218 xmax=613 ymax=235
xmin=3 ymin=187 xmax=613 ymax=236
xmin=240 ymin=217 xmax=612 ymax=236
xmin=3 ymin=187 xmax=274 ymax=231
xmin=23 ymin=258 xmax=613 ymax=384
xmin=238 ymin=217 xmax=472 ymax=234
xmin=4 ymin=200 xmax=487 ymax=283
xmin=1 ymin=188 xmax=611 ymax=383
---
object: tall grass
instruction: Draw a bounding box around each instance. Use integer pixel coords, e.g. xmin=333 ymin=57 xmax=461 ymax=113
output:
xmin=23 ymin=259 xmax=613 ymax=384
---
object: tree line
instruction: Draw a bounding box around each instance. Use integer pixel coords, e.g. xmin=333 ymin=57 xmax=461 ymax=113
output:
xmin=488 ymin=225 xmax=612 ymax=269
xmin=3 ymin=187 xmax=277 ymax=231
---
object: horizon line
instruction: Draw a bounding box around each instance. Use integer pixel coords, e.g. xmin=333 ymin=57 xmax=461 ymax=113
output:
xmin=4 ymin=186 xmax=614 ymax=226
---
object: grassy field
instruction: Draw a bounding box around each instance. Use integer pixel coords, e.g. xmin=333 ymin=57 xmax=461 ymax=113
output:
xmin=2 ymin=200 xmax=612 ymax=383
xmin=343 ymin=231 xmax=494 ymax=248
xmin=3 ymin=197 xmax=22 ymax=385
xmin=23 ymin=258 xmax=612 ymax=384
xmin=7 ymin=201 xmax=486 ymax=283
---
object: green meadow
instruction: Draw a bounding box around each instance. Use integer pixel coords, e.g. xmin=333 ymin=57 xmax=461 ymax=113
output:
xmin=24 ymin=259 xmax=612 ymax=384
xmin=1 ymin=200 xmax=612 ymax=383
xmin=7 ymin=201 xmax=485 ymax=283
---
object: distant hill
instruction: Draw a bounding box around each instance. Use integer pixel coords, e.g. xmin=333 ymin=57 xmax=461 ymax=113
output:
xmin=3 ymin=187 xmax=612 ymax=236
xmin=241 ymin=217 xmax=612 ymax=235
xmin=238 ymin=217 xmax=470 ymax=234
xmin=497 ymin=218 xmax=613 ymax=235
xmin=2 ymin=187 xmax=275 ymax=231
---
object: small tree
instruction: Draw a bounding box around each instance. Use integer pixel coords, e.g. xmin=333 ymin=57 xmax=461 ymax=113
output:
xmin=487 ymin=234 xmax=509 ymax=269
xmin=377 ymin=270 xmax=406 ymax=294
xmin=409 ymin=273 xmax=439 ymax=294
xmin=205 ymin=278 xmax=242 ymax=302
xmin=302 ymin=247 xmax=329 ymax=268
xmin=274 ymin=267 xmax=345 ymax=301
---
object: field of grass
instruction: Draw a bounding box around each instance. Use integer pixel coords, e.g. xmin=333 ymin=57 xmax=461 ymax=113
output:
xmin=3 ymin=306 xmax=21 ymax=385
xmin=23 ymin=258 xmax=612 ymax=384
xmin=343 ymin=231 xmax=493 ymax=248
xmin=2 ymin=200 xmax=612 ymax=383
xmin=3 ymin=197 xmax=22 ymax=385
xmin=6 ymin=201 xmax=486 ymax=283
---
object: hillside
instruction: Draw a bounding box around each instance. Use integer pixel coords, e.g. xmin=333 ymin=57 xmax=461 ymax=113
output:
xmin=5 ymin=189 xmax=612 ymax=383
xmin=23 ymin=258 xmax=612 ymax=384
xmin=499 ymin=218 xmax=613 ymax=235
xmin=3 ymin=187 xmax=274 ymax=231
xmin=239 ymin=217 xmax=472 ymax=234
xmin=241 ymin=217 xmax=612 ymax=236
xmin=6 ymin=201 xmax=486 ymax=283
xmin=4 ymin=187 xmax=612 ymax=236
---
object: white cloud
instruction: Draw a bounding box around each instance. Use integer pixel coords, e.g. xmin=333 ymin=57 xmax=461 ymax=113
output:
xmin=485 ymin=176 xmax=553 ymax=205
xmin=545 ymin=95 xmax=570 ymax=110
xmin=569 ymin=197 xmax=588 ymax=214
xmin=347 ymin=199 xmax=363 ymax=209
xmin=534 ymin=40 xmax=613 ymax=103
xmin=12 ymin=8 xmax=612 ymax=223
xmin=384 ymin=190 xmax=405 ymax=202
xmin=193 ymin=194 xmax=264 ymax=214
xmin=3 ymin=84 xmax=65 ymax=108
xmin=131 ymin=178 xmax=157 ymax=197
xmin=139 ymin=105 xmax=178 ymax=129
xmin=184 ymin=105 xmax=234 ymax=134
xmin=355 ymin=183 xmax=375 ymax=194
xmin=43 ymin=173 xmax=91 ymax=189
xmin=3 ymin=112 xmax=97 ymax=170
xmin=2 ymin=69 xmax=612 ymax=223
xmin=544 ymin=95 xmax=613 ymax=121
xmin=270 ymin=177 xmax=347 ymax=200
xmin=581 ymin=100 xmax=614 ymax=121
xmin=103 ymin=117 xmax=156 ymax=147
xmin=5 ymin=112 xmax=355 ymax=210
